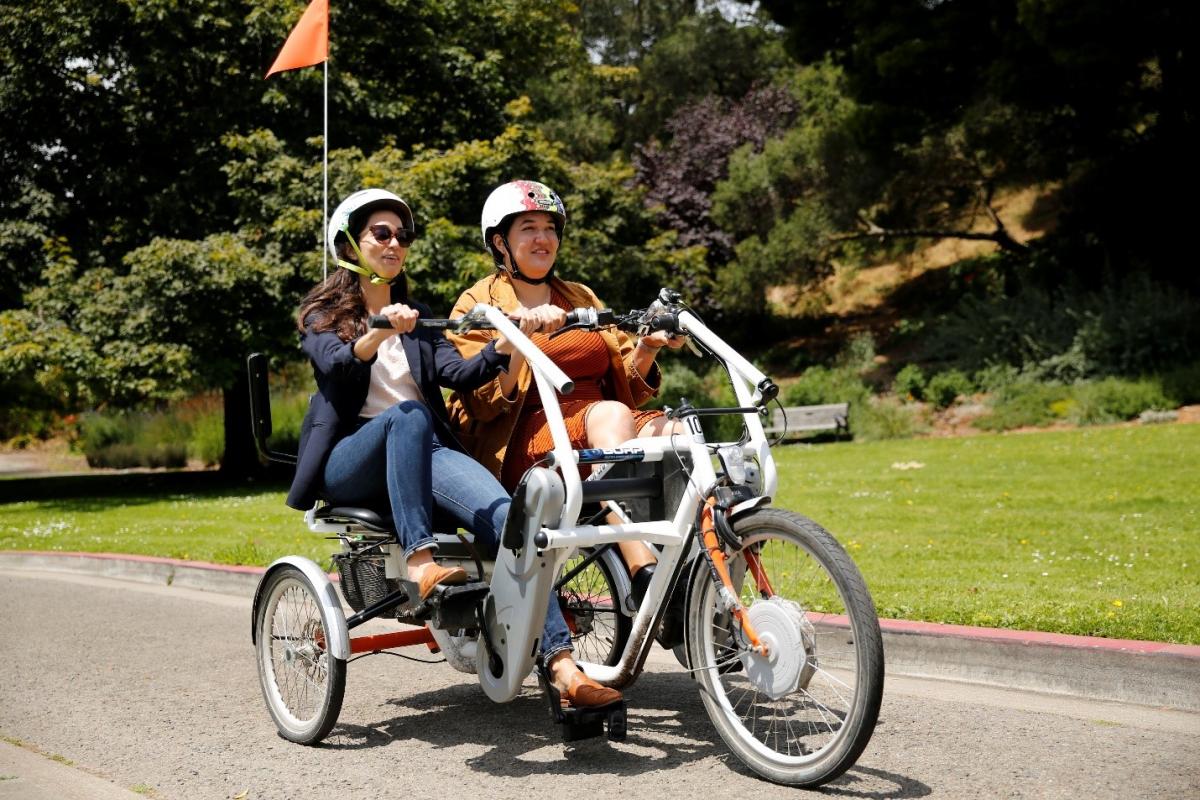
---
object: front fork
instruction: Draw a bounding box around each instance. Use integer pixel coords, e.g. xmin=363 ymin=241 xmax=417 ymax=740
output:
xmin=698 ymin=495 xmax=773 ymax=656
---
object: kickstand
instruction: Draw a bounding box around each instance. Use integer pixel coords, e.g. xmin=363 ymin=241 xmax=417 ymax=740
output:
xmin=535 ymin=660 xmax=627 ymax=743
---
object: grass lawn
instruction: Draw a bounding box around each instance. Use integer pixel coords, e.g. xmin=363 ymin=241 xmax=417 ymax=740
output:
xmin=772 ymin=423 xmax=1199 ymax=644
xmin=1 ymin=423 xmax=1197 ymax=644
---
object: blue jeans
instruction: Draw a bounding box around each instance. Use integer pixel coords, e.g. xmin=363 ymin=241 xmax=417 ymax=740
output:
xmin=322 ymin=401 xmax=572 ymax=660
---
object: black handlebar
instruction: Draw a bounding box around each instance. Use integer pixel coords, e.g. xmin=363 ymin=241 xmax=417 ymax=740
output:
xmin=367 ymin=308 xmax=608 ymax=333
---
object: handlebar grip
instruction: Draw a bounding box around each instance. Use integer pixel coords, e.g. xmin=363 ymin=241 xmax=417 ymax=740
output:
xmin=368 ymin=308 xmax=612 ymax=333
xmin=367 ymin=315 xmax=495 ymax=330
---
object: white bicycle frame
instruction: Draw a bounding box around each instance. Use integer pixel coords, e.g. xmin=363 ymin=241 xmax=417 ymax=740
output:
xmin=468 ymin=301 xmax=781 ymax=702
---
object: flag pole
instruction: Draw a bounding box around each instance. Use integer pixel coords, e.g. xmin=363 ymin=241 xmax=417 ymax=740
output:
xmin=322 ymin=57 xmax=329 ymax=282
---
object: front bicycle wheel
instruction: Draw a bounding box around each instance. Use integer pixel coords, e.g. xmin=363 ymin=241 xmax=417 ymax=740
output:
xmin=557 ymin=548 xmax=631 ymax=666
xmin=685 ymin=508 xmax=883 ymax=786
xmin=255 ymin=565 xmax=346 ymax=744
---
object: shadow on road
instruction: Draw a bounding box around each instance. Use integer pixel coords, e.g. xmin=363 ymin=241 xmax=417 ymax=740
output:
xmin=321 ymin=671 xmax=725 ymax=776
xmin=313 ymin=671 xmax=931 ymax=794
xmin=821 ymin=764 xmax=933 ymax=799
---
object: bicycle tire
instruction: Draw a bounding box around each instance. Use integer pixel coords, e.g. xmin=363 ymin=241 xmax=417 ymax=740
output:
xmin=685 ymin=508 xmax=883 ymax=786
xmin=557 ymin=548 xmax=632 ymax=666
xmin=255 ymin=566 xmax=347 ymax=744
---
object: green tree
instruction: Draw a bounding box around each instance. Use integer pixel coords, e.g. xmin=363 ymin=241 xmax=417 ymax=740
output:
xmin=756 ymin=0 xmax=1196 ymax=288
xmin=0 ymin=0 xmax=583 ymax=307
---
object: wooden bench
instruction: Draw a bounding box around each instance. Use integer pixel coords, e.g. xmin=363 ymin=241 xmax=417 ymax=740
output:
xmin=762 ymin=402 xmax=850 ymax=440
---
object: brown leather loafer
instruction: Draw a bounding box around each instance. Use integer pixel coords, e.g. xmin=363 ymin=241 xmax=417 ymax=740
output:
xmin=562 ymin=670 xmax=622 ymax=708
xmin=415 ymin=565 xmax=468 ymax=601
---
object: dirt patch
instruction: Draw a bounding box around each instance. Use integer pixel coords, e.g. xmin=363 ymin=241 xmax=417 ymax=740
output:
xmin=1177 ymin=405 xmax=1200 ymax=424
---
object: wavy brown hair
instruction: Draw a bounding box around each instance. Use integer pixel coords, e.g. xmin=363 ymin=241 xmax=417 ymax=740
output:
xmin=295 ymin=238 xmax=409 ymax=340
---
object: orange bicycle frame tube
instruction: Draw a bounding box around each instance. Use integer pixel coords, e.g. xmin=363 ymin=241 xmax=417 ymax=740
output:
xmin=701 ymin=498 xmax=767 ymax=655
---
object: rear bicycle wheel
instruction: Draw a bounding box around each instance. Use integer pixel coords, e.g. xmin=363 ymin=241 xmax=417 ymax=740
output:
xmin=255 ymin=566 xmax=346 ymax=744
xmin=686 ymin=508 xmax=883 ymax=786
xmin=557 ymin=548 xmax=631 ymax=666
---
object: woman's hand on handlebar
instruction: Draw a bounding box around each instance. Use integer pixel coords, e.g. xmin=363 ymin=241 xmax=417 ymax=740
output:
xmin=513 ymin=304 xmax=567 ymax=336
xmin=495 ymin=304 xmax=567 ymax=354
xmin=377 ymin=303 xmax=420 ymax=335
xmin=639 ymin=330 xmax=689 ymax=352
xmin=354 ymin=304 xmax=417 ymax=362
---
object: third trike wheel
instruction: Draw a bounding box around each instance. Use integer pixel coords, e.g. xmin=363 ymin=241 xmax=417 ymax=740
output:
xmin=557 ymin=547 xmax=632 ymax=666
xmin=254 ymin=565 xmax=346 ymax=744
xmin=685 ymin=508 xmax=884 ymax=787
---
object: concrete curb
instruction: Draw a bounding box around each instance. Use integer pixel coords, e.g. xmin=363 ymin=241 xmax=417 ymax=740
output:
xmin=4 ymin=550 xmax=1199 ymax=712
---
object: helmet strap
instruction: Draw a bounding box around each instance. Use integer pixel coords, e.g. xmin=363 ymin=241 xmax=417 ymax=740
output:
xmin=501 ymin=233 xmax=555 ymax=285
xmin=339 ymin=227 xmax=401 ymax=286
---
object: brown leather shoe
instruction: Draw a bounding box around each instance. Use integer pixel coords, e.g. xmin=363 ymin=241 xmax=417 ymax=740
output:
xmin=562 ymin=670 xmax=622 ymax=708
xmin=415 ymin=565 xmax=468 ymax=600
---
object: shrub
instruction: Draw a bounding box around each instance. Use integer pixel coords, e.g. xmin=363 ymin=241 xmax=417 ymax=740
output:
xmin=266 ymin=390 xmax=310 ymax=457
xmin=837 ymin=332 xmax=877 ymax=374
xmin=974 ymin=363 xmax=1022 ymax=393
xmin=893 ymin=364 xmax=926 ymax=400
xmin=80 ymin=408 xmax=194 ymax=470
xmin=79 ymin=412 xmax=135 ymax=456
xmin=925 ymin=370 xmax=974 ymax=409
xmin=914 ymin=274 xmax=1200 ymax=380
xmin=782 ymin=365 xmax=871 ymax=408
xmin=975 ymin=381 xmax=1072 ymax=431
xmin=853 ymin=396 xmax=925 ymax=441
xmin=1069 ymin=378 xmax=1173 ymax=425
xmin=189 ymin=407 xmax=225 ymax=467
xmin=86 ymin=442 xmax=187 ymax=469
xmin=647 ymin=360 xmax=744 ymax=442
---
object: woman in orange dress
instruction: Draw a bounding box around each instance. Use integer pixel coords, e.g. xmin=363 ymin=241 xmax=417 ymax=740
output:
xmin=447 ymin=180 xmax=686 ymax=598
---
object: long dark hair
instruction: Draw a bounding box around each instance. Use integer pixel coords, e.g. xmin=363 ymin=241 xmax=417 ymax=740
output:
xmin=296 ymin=238 xmax=409 ymax=340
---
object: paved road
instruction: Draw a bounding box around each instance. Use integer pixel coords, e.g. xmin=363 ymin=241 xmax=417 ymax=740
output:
xmin=1 ymin=569 xmax=1197 ymax=800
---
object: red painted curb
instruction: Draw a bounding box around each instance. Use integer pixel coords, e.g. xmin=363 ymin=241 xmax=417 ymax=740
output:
xmin=5 ymin=550 xmax=1199 ymax=659
xmin=876 ymin=617 xmax=1200 ymax=658
xmin=7 ymin=550 xmax=268 ymax=574
xmin=0 ymin=549 xmax=342 ymax=582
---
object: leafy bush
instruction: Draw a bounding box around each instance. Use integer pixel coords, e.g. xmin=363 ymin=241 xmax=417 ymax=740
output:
xmin=648 ymin=359 xmax=745 ymax=443
xmin=893 ymin=364 xmax=926 ymax=400
xmin=266 ymin=390 xmax=312 ymax=456
xmin=975 ymin=381 xmax=1073 ymax=431
xmin=782 ymin=365 xmax=870 ymax=407
xmin=854 ymin=397 xmax=925 ymax=441
xmin=189 ymin=408 xmax=224 ymax=467
xmin=925 ymin=370 xmax=974 ymax=409
xmin=85 ymin=442 xmax=188 ymax=469
xmin=973 ymin=363 xmax=1022 ymax=393
xmin=1069 ymin=378 xmax=1173 ymax=425
xmin=80 ymin=404 xmax=203 ymax=470
xmin=837 ymin=332 xmax=877 ymax=374
xmin=915 ymin=275 xmax=1200 ymax=381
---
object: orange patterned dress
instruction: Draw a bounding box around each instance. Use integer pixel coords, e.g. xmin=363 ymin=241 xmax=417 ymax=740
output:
xmin=501 ymin=290 xmax=662 ymax=491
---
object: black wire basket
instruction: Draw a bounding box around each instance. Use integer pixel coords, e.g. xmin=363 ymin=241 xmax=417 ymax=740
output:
xmin=333 ymin=552 xmax=391 ymax=612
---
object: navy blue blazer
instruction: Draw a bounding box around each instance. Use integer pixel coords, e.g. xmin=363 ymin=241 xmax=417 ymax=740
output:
xmin=285 ymin=298 xmax=507 ymax=510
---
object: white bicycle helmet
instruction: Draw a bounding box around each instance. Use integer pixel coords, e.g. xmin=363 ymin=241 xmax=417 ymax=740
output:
xmin=326 ymin=189 xmax=415 ymax=284
xmin=480 ymin=180 xmax=566 ymax=259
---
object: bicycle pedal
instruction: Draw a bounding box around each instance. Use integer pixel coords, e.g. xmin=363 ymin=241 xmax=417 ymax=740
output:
xmin=535 ymin=664 xmax=627 ymax=743
xmin=394 ymin=580 xmax=489 ymax=629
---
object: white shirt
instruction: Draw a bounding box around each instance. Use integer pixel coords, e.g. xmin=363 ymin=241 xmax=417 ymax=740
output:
xmin=359 ymin=335 xmax=424 ymax=418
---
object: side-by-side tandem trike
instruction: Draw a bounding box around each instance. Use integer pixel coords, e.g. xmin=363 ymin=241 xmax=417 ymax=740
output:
xmin=248 ymin=289 xmax=884 ymax=787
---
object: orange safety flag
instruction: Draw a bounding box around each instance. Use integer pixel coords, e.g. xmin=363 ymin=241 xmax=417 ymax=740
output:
xmin=265 ymin=0 xmax=329 ymax=78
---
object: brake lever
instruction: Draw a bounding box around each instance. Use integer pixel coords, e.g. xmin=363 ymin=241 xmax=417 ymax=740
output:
xmin=548 ymin=321 xmax=587 ymax=339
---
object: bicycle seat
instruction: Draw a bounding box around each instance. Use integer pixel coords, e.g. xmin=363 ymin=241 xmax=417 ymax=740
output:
xmin=313 ymin=506 xmax=463 ymax=534
xmin=314 ymin=506 xmax=393 ymax=532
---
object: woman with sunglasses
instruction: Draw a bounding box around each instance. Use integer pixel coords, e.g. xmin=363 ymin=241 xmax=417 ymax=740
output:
xmin=286 ymin=188 xmax=620 ymax=708
xmin=447 ymin=180 xmax=688 ymax=606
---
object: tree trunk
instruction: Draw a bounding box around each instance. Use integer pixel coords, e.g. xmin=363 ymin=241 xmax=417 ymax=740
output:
xmin=220 ymin=369 xmax=259 ymax=478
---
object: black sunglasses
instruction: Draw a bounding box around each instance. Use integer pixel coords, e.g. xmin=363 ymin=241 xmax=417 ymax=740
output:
xmin=367 ymin=223 xmax=417 ymax=247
